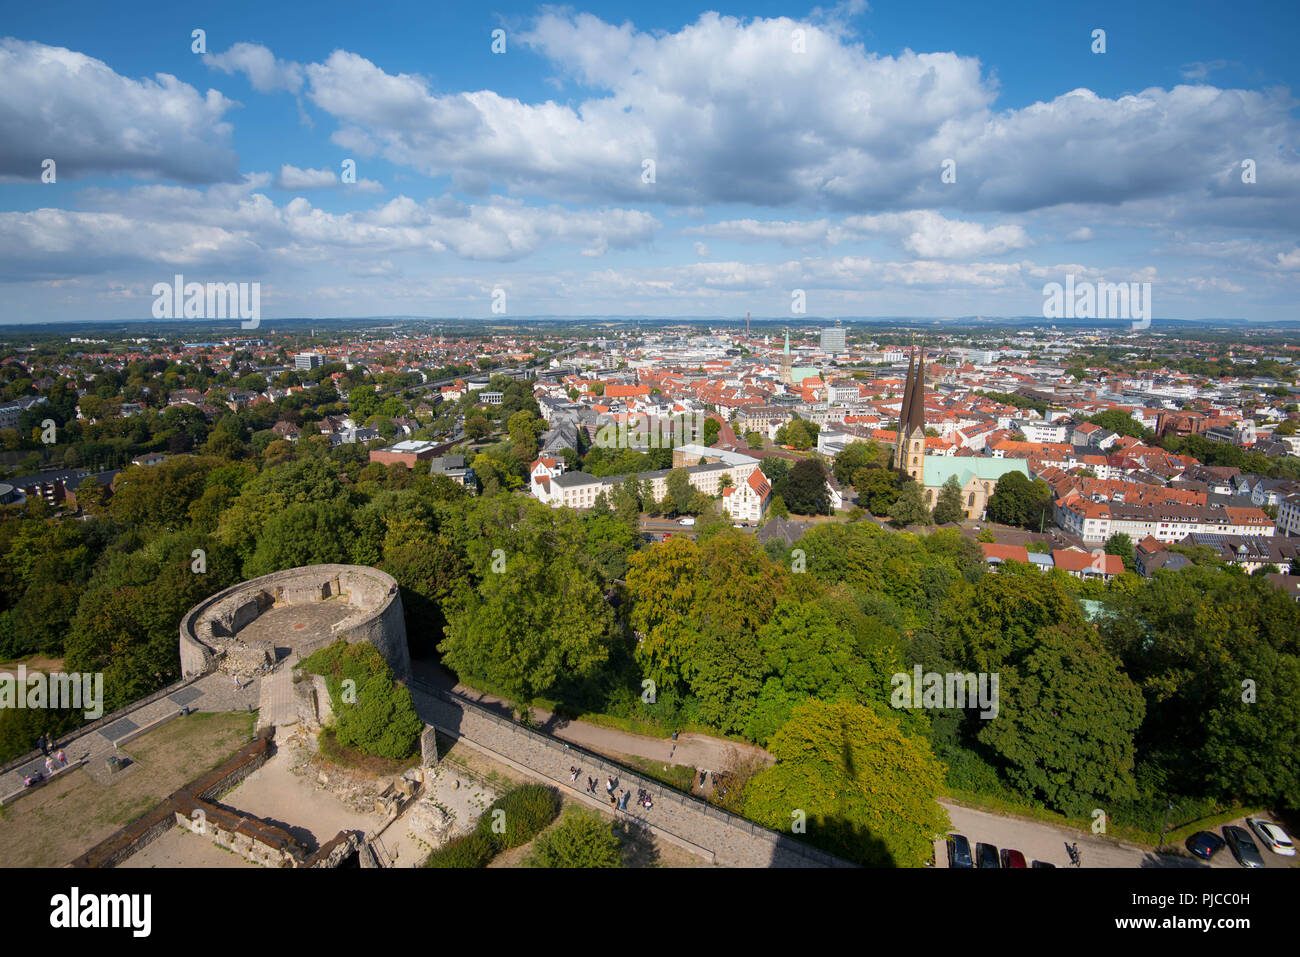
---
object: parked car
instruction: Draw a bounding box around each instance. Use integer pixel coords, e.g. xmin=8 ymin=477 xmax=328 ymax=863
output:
xmin=1030 ymin=860 xmax=1056 ymax=869
xmin=1185 ymin=831 xmax=1227 ymax=861
xmin=1000 ymin=848 xmax=1028 ymax=869
xmin=975 ymin=842 xmax=1000 ymax=869
xmin=947 ymin=834 xmax=973 ymax=869
xmin=1246 ymin=818 xmax=1295 ymax=856
xmin=1223 ymin=826 xmax=1265 ymax=868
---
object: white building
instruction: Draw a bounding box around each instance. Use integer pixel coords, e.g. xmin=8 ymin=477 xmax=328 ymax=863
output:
xmin=723 ymin=469 xmax=771 ymax=523
xmin=535 ymin=457 xmax=760 ymax=510
xmin=1277 ymin=492 xmax=1300 ymax=537
xmin=1013 ymin=418 xmax=1069 ymax=444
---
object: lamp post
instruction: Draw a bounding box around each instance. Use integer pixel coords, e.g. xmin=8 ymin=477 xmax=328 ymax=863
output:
xmin=1158 ymin=800 xmax=1175 ymax=850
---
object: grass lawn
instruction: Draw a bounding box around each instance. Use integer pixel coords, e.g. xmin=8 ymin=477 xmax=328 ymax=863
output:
xmin=612 ymin=753 xmax=697 ymax=793
xmin=0 ymin=711 xmax=255 ymax=868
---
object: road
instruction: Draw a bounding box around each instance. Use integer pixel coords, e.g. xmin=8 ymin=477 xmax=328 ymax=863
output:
xmin=639 ymin=517 xmax=699 ymax=541
xmin=937 ymin=800 xmax=1298 ymax=869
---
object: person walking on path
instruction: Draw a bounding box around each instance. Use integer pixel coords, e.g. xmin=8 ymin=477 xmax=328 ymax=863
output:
xmin=606 ymin=776 xmax=615 ymax=796
xmin=56 ymin=749 xmax=67 ymax=767
xmin=36 ymin=735 xmax=48 ymax=757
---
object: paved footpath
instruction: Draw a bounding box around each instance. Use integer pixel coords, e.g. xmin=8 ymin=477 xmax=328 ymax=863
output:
xmin=0 ymin=670 xmax=258 ymax=804
xmin=412 ymin=662 xmax=773 ymax=780
xmin=257 ymin=657 xmax=300 ymax=730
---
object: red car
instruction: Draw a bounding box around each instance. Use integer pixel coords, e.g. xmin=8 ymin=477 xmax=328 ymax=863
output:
xmin=1000 ymin=848 xmax=1028 ymax=869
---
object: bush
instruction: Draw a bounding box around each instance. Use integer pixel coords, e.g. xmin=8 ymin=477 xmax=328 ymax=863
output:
xmin=423 ymin=831 xmax=496 ymax=868
xmin=476 ymin=784 xmax=561 ymax=851
xmin=300 ymin=640 xmax=421 ymax=761
xmin=526 ymin=810 xmax=625 ymax=868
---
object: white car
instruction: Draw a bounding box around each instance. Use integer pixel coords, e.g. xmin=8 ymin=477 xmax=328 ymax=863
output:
xmin=678 ymin=517 xmax=695 ymax=526
xmin=1246 ymin=818 xmax=1296 ymax=856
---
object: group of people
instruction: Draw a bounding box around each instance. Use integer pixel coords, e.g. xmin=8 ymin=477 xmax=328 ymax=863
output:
xmin=23 ymin=736 xmax=68 ymax=787
xmin=569 ymin=767 xmax=654 ymax=813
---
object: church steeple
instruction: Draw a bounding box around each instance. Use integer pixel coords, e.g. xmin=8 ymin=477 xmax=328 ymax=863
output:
xmin=894 ymin=343 xmax=926 ymax=483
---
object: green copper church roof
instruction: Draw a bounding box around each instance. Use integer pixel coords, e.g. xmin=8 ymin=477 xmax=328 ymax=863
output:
xmin=921 ymin=456 xmax=1030 ymax=489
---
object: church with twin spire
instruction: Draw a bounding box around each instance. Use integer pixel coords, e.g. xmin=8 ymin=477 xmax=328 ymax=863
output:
xmin=894 ymin=348 xmax=927 ymax=486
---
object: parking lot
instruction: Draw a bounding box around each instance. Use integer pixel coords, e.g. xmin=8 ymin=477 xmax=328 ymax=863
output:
xmin=936 ymin=801 xmax=1298 ymax=869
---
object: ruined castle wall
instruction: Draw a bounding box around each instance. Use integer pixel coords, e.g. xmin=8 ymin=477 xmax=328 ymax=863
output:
xmin=179 ymin=565 xmax=409 ymax=679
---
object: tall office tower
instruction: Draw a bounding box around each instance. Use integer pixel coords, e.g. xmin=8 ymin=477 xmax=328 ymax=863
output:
xmin=820 ymin=324 xmax=846 ymax=354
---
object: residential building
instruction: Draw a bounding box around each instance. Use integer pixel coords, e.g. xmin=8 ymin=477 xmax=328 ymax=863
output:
xmin=723 ymin=469 xmax=771 ymax=523
xmin=429 ymin=454 xmax=476 ymax=488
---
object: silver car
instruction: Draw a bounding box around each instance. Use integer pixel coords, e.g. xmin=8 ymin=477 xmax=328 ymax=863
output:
xmin=1223 ymin=826 xmax=1265 ymax=868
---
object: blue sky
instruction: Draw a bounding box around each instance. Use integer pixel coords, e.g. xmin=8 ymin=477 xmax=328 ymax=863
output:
xmin=1 ymin=0 xmax=1297 ymax=323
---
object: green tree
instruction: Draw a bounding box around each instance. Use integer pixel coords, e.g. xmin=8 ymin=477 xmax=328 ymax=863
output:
xmin=244 ymin=500 xmax=355 ymax=577
xmin=1100 ymin=566 xmax=1300 ymax=803
xmin=301 ymin=641 xmax=421 ymax=760
xmin=978 ymin=621 xmax=1145 ymax=815
xmin=832 ymin=441 xmax=883 ymax=487
xmin=743 ymin=698 xmax=950 ymax=867
xmin=1201 ymin=642 xmax=1300 ymax=810
xmin=775 ymin=419 xmax=813 ymax=450
xmin=526 ymin=809 xmax=624 ymax=868
xmin=759 ymin=456 xmax=790 ymax=486
xmin=855 ymin=467 xmax=900 ymax=515
xmin=348 ymin=385 xmax=379 ymax=422
xmin=938 ymin=569 xmax=1085 ymax=675
xmin=439 ymin=501 xmax=615 ymax=704
xmin=1104 ymin=532 xmax=1136 ymax=571
xmin=931 ymin=475 xmax=965 ymax=525
xmin=887 ymin=480 xmax=931 ymax=527
xmin=774 ymin=459 xmax=831 ymax=515
xmin=985 ymin=471 xmax=1051 ymax=529
xmin=665 ymin=468 xmax=695 ymax=516
xmin=1086 ymin=409 xmax=1152 ymax=441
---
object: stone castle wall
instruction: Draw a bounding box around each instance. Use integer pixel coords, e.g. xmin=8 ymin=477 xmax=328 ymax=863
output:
xmin=179 ymin=565 xmax=410 ymax=679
